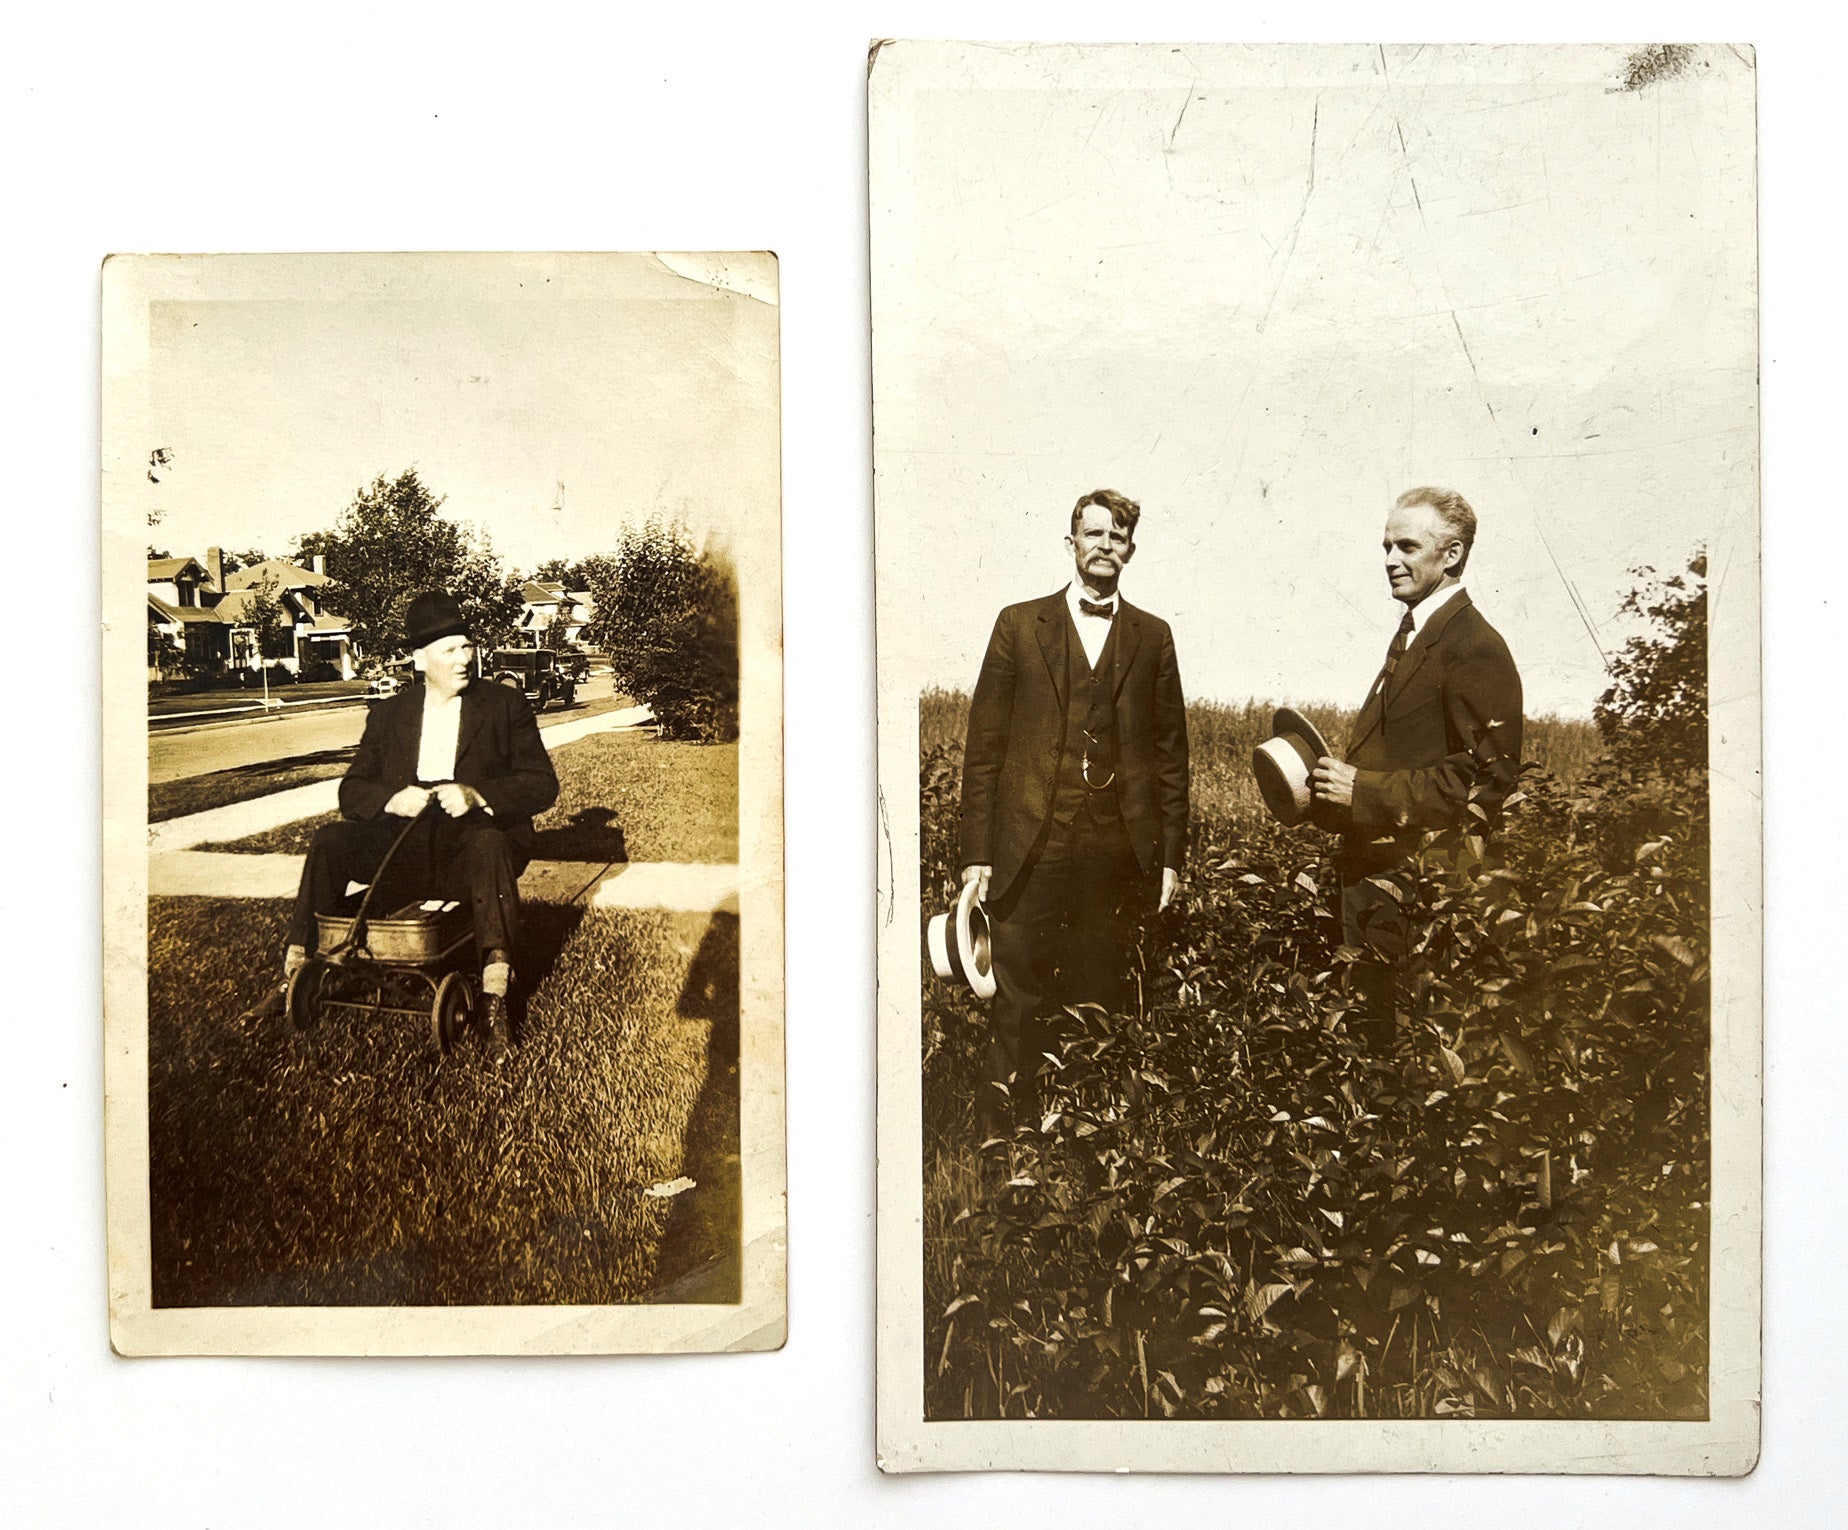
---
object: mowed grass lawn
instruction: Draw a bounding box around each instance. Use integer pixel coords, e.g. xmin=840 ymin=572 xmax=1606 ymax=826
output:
xmin=148 ymin=896 xmax=740 ymax=1307
xmin=201 ymin=728 xmax=740 ymax=863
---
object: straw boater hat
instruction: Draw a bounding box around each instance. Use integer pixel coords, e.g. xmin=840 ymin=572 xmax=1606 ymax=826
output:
xmin=927 ymin=878 xmax=996 ymax=999
xmin=1252 ymin=707 xmax=1336 ymax=827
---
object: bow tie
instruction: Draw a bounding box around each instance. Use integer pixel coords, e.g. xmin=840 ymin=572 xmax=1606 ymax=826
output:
xmin=1078 ymin=598 xmax=1116 ymax=619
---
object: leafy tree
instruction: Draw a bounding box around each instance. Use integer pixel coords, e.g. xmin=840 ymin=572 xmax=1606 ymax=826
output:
xmin=222 ymin=548 xmax=270 ymax=577
xmin=301 ymin=469 xmax=516 ymax=657
xmin=530 ymin=556 xmax=592 ymax=589
xmin=147 ymin=613 xmax=182 ymax=678
xmin=242 ymin=575 xmax=293 ymax=661
xmin=1594 ymin=552 xmax=1707 ymax=780
xmin=541 ymin=603 xmax=577 ymax=653
xmin=583 ymin=520 xmax=738 ymax=741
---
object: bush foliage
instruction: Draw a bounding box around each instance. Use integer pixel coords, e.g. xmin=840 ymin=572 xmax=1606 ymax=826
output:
xmin=585 ymin=519 xmax=739 ymax=743
xmin=919 ymin=566 xmax=1710 ymax=1421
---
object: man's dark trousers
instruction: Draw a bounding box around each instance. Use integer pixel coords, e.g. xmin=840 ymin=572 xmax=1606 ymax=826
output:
xmin=985 ymin=791 xmax=1146 ymax=1128
xmin=286 ymin=809 xmax=526 ymax=956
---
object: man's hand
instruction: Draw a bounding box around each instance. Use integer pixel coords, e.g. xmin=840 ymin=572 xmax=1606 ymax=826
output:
xmin=1312 ymin=757 xmax=1357 ymax=809
xmin=383 ymin=785 xmax=433 ymax=818
xmin=961 ymin=864 xmax=992 ymax=906
xmin=434 ymin=782 xmax=487 ymax=819
xmin=1159 ymin=866 xmax=1180 ymax=912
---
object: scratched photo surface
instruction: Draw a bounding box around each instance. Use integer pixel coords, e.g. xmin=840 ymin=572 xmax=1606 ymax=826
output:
xmin=104 ymin=252 xmax=786 ymax=1356
xmin=871 ymin=42 xmax=1759 ymax=1473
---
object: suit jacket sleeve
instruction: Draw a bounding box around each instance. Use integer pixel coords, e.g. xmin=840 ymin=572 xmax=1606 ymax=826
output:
xmin=476 ymin=691 xmax=560 ymax=822
xmin=338 ymin=698 xmax=400 ymax=821
xmin=959 ymin=610 xmax=1018 ymax=868
xmin=1350 ymin=632 xmax=1523 ymax=835
xmin=1155 ymin=621 xmax=1189 ymax=872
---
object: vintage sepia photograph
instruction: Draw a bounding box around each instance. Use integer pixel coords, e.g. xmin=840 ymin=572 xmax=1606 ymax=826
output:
xmin=872 ymin=42 xmax=1759 ymax=1472
xmin=103 ymin=252 xmax=785 ymax=1354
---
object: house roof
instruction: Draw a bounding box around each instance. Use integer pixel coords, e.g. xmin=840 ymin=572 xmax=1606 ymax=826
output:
xmin=148 ymin=594 xmax=227 ymax=625
xmin=225 ymin=558 xmax=330 ymax=592
xmin=521 ymin=580 xmax=567 ymax=604
xmin=210 ymin=589 xmax=265 ymax=622
xmin=148 ymin=557 xmax=205 ymax=582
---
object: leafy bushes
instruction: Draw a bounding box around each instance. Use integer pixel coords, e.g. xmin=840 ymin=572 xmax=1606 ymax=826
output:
xmin=585 ymin=520 xmax=738 ymax=743
xmin=919 ymin=567 xmax=1709 ymax=1421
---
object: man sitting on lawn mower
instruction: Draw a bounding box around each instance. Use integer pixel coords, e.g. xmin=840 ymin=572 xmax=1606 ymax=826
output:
xmin=244 ymin=590 xmax=560 ymax=1059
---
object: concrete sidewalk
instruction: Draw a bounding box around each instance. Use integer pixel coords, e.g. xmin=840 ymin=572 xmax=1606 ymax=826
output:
xmin=150 ymin=703 xmax=655 ymax=853
xmin=150 ymin=850 xmax=741 ymax=914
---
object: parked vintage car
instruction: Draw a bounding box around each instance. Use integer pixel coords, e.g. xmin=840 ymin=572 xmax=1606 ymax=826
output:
xmin=488 ymin=648 xmax=577 ymax=710
xmin=364 ymin=659 xmax=413 ymax=700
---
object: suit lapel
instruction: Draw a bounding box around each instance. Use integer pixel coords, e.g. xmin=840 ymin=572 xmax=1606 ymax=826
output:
xmin=1111 ymin=600 xmax=1143 ymax=699
xmin=394 ymin=688 xmax=426 ymax=782
xmin=1349 ymin=684 xmax=1385 ymax=752
xmin=1385 ymin=589 xmax=1472 ymax=708
xmin=1035 ymin=592 xmax=1069 ymax=707
xmin=454 ymin=683 xmax=490 ymax=776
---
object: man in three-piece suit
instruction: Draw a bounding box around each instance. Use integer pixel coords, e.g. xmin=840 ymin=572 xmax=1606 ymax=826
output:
xmin=959 ymin=489 xmax=1189 ymax=1135
xmin=247 ymin=590 xmax=560 ymax=1057
xmin=1311 ymin=487 xmax=1523 ymax=1030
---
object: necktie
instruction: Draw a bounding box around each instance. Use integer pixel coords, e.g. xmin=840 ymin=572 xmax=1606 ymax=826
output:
xmin=1382 ymin=608 xmax=1415 ymax=681
xmin=1078 ymin=598 xmax=1115 ymax=618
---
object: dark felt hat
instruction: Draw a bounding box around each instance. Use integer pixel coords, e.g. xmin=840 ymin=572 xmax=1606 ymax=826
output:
xmin=1252 ymin=707 xmax=1336 ymax=827
xmin=403 ymin=590 xmax=472 ymax=652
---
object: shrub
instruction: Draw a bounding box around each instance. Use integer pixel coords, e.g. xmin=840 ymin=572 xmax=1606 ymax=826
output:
xmin=585 ymin=520 xmax=738 ymax=743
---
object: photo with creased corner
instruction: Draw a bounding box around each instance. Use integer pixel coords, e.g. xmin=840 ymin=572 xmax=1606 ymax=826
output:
xmin=105 ymin=253 xmax=784 ymax=1349
xmin=874 ymin=41 xmax=1758 ymax=1448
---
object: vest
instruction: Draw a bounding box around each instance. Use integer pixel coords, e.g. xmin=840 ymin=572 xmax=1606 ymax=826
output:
xmin=1049 ymin=610 xmax=1122 ymax=832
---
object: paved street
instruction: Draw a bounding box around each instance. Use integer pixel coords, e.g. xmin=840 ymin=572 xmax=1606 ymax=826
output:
xmin=149 ymin=675 xmax=616 ymax=784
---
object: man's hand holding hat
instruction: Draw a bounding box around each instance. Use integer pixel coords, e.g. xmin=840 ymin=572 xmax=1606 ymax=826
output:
xmin=1311 ymin=757 xmax=1357 ymax=810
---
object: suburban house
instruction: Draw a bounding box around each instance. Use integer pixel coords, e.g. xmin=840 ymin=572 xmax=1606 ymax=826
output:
xmin=517 ymin=580 xmax=594 ymax=648
xmin=222 ymin=557 xmax=357 ymax=678
xmin=147 ymin=548 xmax=359 ymax=680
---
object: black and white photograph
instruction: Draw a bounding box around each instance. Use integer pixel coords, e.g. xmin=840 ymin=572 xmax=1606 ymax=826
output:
xmin=873 ymin=41 xmax=1759 ymax=1471
xmin=103 ymin=252 xmax=785 ymax=1354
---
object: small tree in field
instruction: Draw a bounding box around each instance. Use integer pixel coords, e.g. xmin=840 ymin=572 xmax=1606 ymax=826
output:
xmin=1595 ymin=552 xmax=1707 ymax=780
xmin=584 ymin=520 xmax=738 ymax=742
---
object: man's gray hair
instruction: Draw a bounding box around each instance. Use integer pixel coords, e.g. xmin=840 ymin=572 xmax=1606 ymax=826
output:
xmin=1395 ymin=486 xmax=1477 ymax=575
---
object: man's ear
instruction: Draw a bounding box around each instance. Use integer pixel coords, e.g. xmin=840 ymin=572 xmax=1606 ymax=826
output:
xmin=1120 ymin=539 xmax=1136 ymax=565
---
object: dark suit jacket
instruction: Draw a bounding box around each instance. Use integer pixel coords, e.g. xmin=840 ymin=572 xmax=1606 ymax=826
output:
xmin=960 ymin=591 xmax=1189 ymax=905
xmin=1341 ymin=589 xmax=1522 ymax=871
xmin=339 ymin=679 xmax=560 ymax=858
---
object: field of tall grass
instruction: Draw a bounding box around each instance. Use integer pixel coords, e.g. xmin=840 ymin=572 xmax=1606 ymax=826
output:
xmin=917 ymin=682 xmax=1708 ymax=1421
xmin=921 ymin=688 xmax=1603 ymax=832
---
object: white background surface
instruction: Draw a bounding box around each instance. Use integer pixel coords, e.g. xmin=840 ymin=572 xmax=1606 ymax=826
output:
xmin=4 ymin=3 xmax=1840 ymax=1524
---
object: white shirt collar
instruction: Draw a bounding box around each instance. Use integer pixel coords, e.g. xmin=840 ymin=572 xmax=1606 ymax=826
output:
xmin=1406 ymin=581 xmax=1465 ymax=636
xmin=416 ymin=684 xmax=465 ymax=783
xmin=1065 ymin=582 xmax=1119 ymax=621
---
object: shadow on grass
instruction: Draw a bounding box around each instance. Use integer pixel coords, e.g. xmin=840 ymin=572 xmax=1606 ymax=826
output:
xmin=150 ymin=896 xmax=741 ymax=1309
xmin=510 ymin=901 xmax=588 ymax=1043
xmin=646 ymin=911 xmax=742 ymax=1303
xmin=530 ymin=807 xmax=629 ymax=864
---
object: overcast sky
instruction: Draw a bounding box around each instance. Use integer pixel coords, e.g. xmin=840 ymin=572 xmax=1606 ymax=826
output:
xmin=872 ymin=44 xmax=1757 ymax=718
xmin=140 ymin=253 xmax=779 ymax=575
